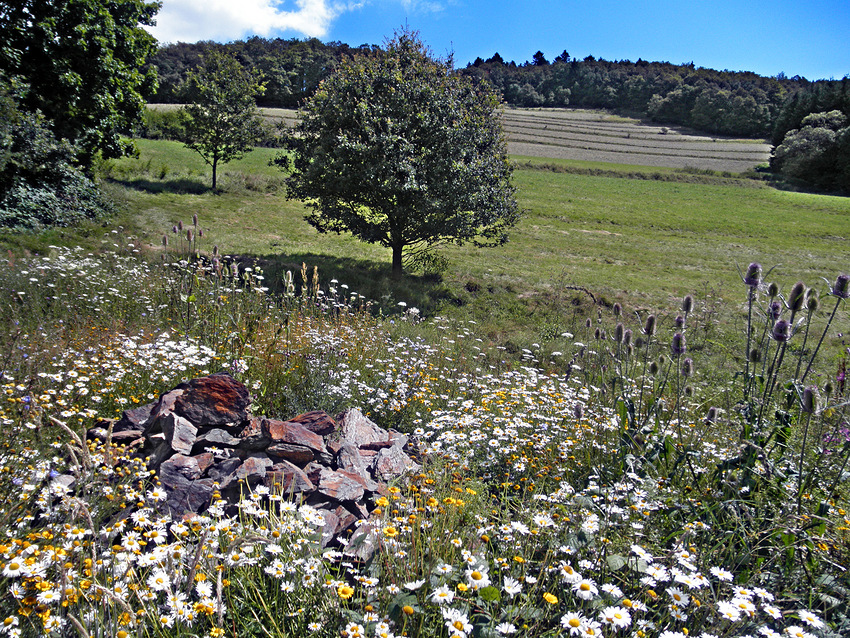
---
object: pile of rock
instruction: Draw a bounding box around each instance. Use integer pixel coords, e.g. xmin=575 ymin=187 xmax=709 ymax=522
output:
xmin=89 ymin=373 xmax=421 ymax=546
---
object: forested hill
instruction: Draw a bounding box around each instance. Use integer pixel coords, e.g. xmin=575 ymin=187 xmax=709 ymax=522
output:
xmin=147 ymin=38 xmax=849 ymax=142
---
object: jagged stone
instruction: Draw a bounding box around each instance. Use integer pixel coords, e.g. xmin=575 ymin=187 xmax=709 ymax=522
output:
xmin=336 ymin=441 xmax=370 ymax=480
xmin=371 ymin=443 xmax=421 ymax=482
xmin=265 ymin=460 xmax=315 ymax=494
xmin=316 ymin=504 xmax=359 ymax=546
xmin=116 ymin=403 xmax=155 ymax=432
xmin=263 ymin=419 xmax=326 ymax=454
xmin=161 ymin=454 xmax=203 ymax=482
xmin=316 ymin=468 xmax=381 ymax=502
xmin=172 ymin=373 xmax=250 ymax=426
xmin=194 ymin=428 xmax=241 ymax=449
xmin=205 ymin=457 xmax=242 ymax=482
xmin=238 ymin=418 xmax=269 ymax=450
xmin=236 ymin=454 xmax=273 ymax=483
xmin=146 ymin=388 xmax=186 ymax=435
xmin=267 ymin=442 xmax=314 ymax=465
xmin=161 ymin=413 xmax=197 ymax=456
xmin=337 ymin=408 xmax=390 ymax=447
xmin=289 ymin=410 xmax=337 ymax=436
xmin=344 ymin=522 xmax=380 ymax=561
xmin=166 ymin=478 xmax=215 ymax=516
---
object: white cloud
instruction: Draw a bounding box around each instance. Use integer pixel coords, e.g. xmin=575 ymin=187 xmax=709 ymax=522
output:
xmin=146 ymin=0 xmax=339 ymax=44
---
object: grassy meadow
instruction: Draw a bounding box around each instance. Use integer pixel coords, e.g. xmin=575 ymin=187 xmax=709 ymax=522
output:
xmin=1 ymin=126 xmax=849 ymax=638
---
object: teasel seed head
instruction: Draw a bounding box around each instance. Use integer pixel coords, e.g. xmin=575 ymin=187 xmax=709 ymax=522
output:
xmin=768 ymin=300 xmax=782 ymax=321
xmin=744 ymin=262 xmax=762 ymax=287
xmin=832 ymin=273 xmax=849 ymax=299
xmin=749 ymin=348 xmax=761 ymax=363
xmin=623 ymin=329 xmax=633 ymax=347
xmin=643 ymin=314 xmax=657 ymax=336
xmin=807 ymin=293 xmax=819 ymax=312
xmin=801 ymin=386 xmax=817 ymax=414
xmin=682 ymin=294 xmax=694 ymax=315
xmin=767 ymin=281 xmax=779 ymax=298
xmin=771 ymin=319 xmax=791 ymax=343
xmin=787 ymin=281 xmax=806 ymax=313
xmin=682 ymin=357 xmax=694 ymax=377
xmin=670 ymin=332 xmax=686 ymax=356
xmin=614 ymin=322 xmax=625 ymax=344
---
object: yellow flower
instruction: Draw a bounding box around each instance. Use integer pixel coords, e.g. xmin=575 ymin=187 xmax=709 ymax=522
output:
xmin=402 ymin=605 xmax=415 ymax=616
xmin=457 ymin=583 xmax=469 ymax=592
xmin=337 ymin=584 xmax=355 ymax=600
xmin=543 ymin=592 xmax=558 ymax=604
xmin=382 ymin=526 xmax=399 ymax=539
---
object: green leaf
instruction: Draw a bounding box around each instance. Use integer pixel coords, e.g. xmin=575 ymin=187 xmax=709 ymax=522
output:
xmin=606 ymin=554 xmax=627 ymax=571
xmin=479 ymin=586 xmax=500 ymax=602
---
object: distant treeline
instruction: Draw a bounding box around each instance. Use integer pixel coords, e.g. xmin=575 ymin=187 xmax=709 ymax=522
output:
xmin=147 ymin=38 xmax=848 ymax=141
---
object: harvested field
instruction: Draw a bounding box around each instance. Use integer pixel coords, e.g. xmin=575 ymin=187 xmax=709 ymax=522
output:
xmin=162 ymin=105 xmax=771 ymax=173
xmin=503 ymin=108 xmax=771 ymax=172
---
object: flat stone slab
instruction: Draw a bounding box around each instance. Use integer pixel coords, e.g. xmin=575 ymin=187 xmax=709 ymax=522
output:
xmin=337 ymin=408 xmax=390 ymax=446
xmin=289 ymin=410 xmax=337 ymax=436
xmin=263 ymin=419 xmax=326 ymax=454
xmin=173 ymin=373 xmax=250 ymax=426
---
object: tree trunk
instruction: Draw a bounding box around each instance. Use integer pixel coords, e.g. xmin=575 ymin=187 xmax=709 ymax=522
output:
xmin=391 ymin=244 xmax=404 ymax=279
xmin=212 ymin=156 xmax=218 ymax=191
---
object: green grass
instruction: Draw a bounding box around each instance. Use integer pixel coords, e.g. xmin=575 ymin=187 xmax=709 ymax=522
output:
xmin=3 ymin=137 xmax=848 ymax=362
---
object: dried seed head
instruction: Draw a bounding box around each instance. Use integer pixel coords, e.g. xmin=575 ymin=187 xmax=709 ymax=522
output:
xmin=623 ymin=329 xmax=633 ymax=347
xmin=832 ymin=274 xmax=849 ymax=299
xmin=213 ymin=245 xmax=219 ymax=257
xmin=771 ymin=319 xmax=791 ymax=343
xmin=614 ymin=322 xmax=625 ymax=344
xmin=193 ymin=213 xmax=198 ymax=226
xmin=670 ymin=332 xmax=686 ymax=356
xmin=767 ymin=281 xmax=779 ymax=298
xmin=594 ymin=327 xmax=601 ymax=340
xmin=744 ymin=262 xmax=762 ymax=287
xmin=675 ymin=315 xmax=685 ymax=329
xmin=649 ymin=361 xmax=659 ymax=376
xmin=613 ymin=303 xmax=622 ymax=316
xmin=705 ymin=407 xmax=718 ymax=423
xmin=787 ymin=281 xmax=806 ymax=313
xmin=586 ymin=318 xmax=592 ymax=329
xmin=186 ymin=229 xmax=193 ymax=242
xmin=824 ymin=381 xmax=833 ymax=397
xmin=768 ymin=301 xmax=782 ymax=321
xmin=573 ymin=403 xmax=583 ymax=420
xmin=682 ymin=294 xmax=694 ymax=315
xmin=161 ymin=235 xmax=168 ymax=247
xmin=643 ymin=314 xmax=657 ymax=336
xmin=681 ymin=357 xmax=694 ymax=377
xmin=178 ymin=220 xmax=184 ymax=231
xmin=749 ymin=348 xmax=761 ymax=363
xmin=685 ymin=385 xmax=693 ymax=396
xmin=801 ymin=386 xmax=817 ymax=414
xmin=807 ymin=293 xmax=819 ymax=312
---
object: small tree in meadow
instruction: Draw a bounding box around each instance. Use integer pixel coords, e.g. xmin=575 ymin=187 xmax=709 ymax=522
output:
xmin=180 ymin=51 xmax=265 ymax=190
xmin=280 ymin=29 xmax=520 ymax=277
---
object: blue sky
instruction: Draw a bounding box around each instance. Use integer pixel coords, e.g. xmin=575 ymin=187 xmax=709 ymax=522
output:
xmin=147 ymin=0 xmax=849 ymax=81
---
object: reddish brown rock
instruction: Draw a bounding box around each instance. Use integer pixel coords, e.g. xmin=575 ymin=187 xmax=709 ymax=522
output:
xmin=316 ymin=468 xmax=366 ymax=502
xmin=236 ymin=454 xmax=273 ymax=482
xmin=166 ymin=478 xmax=215 ymax=516
xmin=173 ymin=373 xmax=250 ymax=426
xmin=289 ymin=410 xmax=337 ymax=436
xmin=267 ymin=442 xmax=314 ymax=465
xmin=160 ymin=454 xmax=203 ymax=483
xmin=263 ymin=419 xmax=326 ymax=454
xmin=238 ymin=417 xmax=269 ymax=450
xmin=265 ymin=460 xmax=315 ymax=494
xmin=336 ymin=441 xmax=369 ymax=480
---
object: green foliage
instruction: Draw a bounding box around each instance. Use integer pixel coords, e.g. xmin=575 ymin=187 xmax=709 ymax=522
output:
xmin=0 ymin=81 xmax=113 ymax=230
xmin=282 ymin=29 xmax=520 ymax=277
xmin=181 ymin=51 xmax=266 ymax=190
xmin=772 ymin=110 xmax=850 ymax=193
xmin=0 ymin=0 xmax=160 ymax=168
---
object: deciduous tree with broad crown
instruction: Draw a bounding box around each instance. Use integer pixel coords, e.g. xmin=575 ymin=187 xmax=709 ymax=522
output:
xmin=180 ymin=51 xmax=266 ymax=191
xmin=280 ymin=29 xmax=520 ymax=277
xmin=0 ymin=0 xmax=160 ymax=169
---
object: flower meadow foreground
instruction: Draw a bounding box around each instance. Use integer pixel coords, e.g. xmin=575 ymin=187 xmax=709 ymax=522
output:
xmin=0 ymin=244 xmax=848 ymax=638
